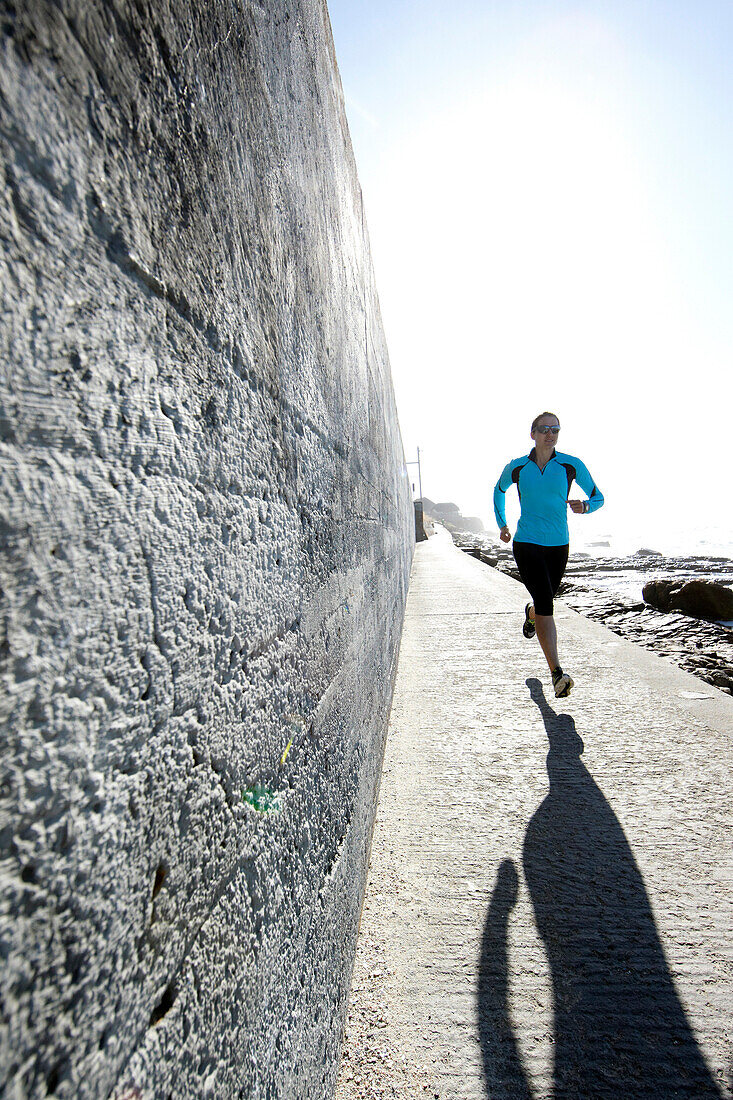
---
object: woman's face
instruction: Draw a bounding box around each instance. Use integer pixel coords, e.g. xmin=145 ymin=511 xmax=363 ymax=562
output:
xmin=531 ymin=415 xmax=561 ymax=448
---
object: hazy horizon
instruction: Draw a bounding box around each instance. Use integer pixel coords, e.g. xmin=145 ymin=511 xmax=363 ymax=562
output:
xmin=327 ymin=0 xmax=733 ymax=554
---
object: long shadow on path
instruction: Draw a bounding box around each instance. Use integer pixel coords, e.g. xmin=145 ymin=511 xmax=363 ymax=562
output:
xmin=477 ymin=678 xmax=722 ymax=1099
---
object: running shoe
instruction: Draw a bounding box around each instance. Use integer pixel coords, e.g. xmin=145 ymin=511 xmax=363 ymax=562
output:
xmin=522 ymin=603 xmax=536 ymax=639
xmin=552 ymin=667 xmax=574 ymax=698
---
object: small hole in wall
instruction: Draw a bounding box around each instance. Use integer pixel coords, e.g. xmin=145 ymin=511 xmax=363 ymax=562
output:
xmin=21 ymin=865 xmax=37 ymax=884
xmin=150 ymin=982 xmax=176 ymax=1026
xmin=152 ymin=862 xmax=166 ymax=899
xmin=45 ymin=1065 xmax=61 ymax=1094
xmin=56 ymin=822 xmax=71 ymax=852
xmin=188 ymin=730 xmax=202 ymax=765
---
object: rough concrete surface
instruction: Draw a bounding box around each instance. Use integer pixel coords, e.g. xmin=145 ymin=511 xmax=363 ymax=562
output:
xmin=337 ymin=527 xmax=732 ymax=1100
xmin=0 ymin=2 xmax=412 ymax=1097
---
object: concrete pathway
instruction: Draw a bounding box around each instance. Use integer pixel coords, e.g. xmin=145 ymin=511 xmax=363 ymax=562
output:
xmin=336 ymin=526 xmax=733 ymax=1100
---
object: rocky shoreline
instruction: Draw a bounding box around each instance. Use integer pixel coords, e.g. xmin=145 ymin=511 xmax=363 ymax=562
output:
xmin=450 ymin=531 xmax=733 ymax=696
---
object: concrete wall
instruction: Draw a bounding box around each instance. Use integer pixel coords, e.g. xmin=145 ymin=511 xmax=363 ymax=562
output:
xmin=0 ymin=2 xmax=412 ymax=1097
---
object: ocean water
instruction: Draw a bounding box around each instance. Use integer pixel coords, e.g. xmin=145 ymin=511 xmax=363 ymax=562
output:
xmin=576 ymin=523 xmax=733 ymax=562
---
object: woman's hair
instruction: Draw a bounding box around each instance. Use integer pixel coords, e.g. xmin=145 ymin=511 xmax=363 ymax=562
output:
xmin=531 ymin=411 xmax=559 ymax=432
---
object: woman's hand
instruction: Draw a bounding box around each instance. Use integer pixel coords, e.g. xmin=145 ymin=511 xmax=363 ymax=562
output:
xmin=568 ymin=499 xmax=586 ymax=514
xmin=499 ymin=526 xmax=511 ymax=543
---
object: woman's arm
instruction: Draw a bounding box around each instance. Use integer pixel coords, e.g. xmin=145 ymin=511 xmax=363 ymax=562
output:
xmin=569 ymin=458 xmax=604 ymax=514
xmin=493 ymin=460 xmax=517 ymax=530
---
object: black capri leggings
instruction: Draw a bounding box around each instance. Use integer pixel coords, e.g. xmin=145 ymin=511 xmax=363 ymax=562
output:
xmin=512 ymin=541 xmax=569 ymax=617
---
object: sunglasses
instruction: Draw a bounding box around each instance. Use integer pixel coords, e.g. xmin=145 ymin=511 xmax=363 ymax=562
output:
xmin=535 ymin=425 xmax=561 ymax=435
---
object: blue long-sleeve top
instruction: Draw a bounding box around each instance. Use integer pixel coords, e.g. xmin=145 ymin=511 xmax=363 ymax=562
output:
xmin=493 ymin=448 xmax=604 ymax=546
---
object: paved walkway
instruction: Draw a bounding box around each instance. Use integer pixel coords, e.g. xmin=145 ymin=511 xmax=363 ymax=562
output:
xmin=336 ymin=526 xmax=733 ymax=1100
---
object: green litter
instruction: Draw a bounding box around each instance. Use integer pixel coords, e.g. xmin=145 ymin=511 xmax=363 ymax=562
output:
xmin=243 ymin=785 xmax=283 ymax=814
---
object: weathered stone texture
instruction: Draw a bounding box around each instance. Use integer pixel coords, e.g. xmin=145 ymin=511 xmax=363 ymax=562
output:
xmin=0 ymin=2 xmax=412 ymax=1096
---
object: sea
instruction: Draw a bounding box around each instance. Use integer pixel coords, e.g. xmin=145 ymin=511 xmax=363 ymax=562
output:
xmin=575 ymin=523 xmax=733 ymax=562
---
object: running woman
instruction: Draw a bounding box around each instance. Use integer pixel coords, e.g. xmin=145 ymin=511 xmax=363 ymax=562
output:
xmin=493 ymin=412 xmax=604 ymax=697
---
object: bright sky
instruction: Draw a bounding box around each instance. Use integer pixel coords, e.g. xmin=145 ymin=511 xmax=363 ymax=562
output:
xmin=326 ymin=0 xmax=733 ymax=550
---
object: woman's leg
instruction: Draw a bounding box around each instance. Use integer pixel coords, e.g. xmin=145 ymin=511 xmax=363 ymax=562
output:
xmin=537 ymin=544 xmax=569 ymax=670
xmin=535 ymin=613 xmax=559 ymax=672
xmin=513 ymin=544 xmax=569 ymax=672
xmin=547 ymin=544 xmax=570 ymax=600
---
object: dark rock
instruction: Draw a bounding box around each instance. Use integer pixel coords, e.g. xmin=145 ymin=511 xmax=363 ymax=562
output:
xmin=670 ymin=580 xmax=733 ymax=621
xmin=642 ymin=580 xmax=676 ymax=611
xmin=460 ymin=546 xmax=496 ymax=564
xmin=644 ymin=579 xmax=733 ymax=621
xmin=634 ymin=548 xmax=663 ymax=558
